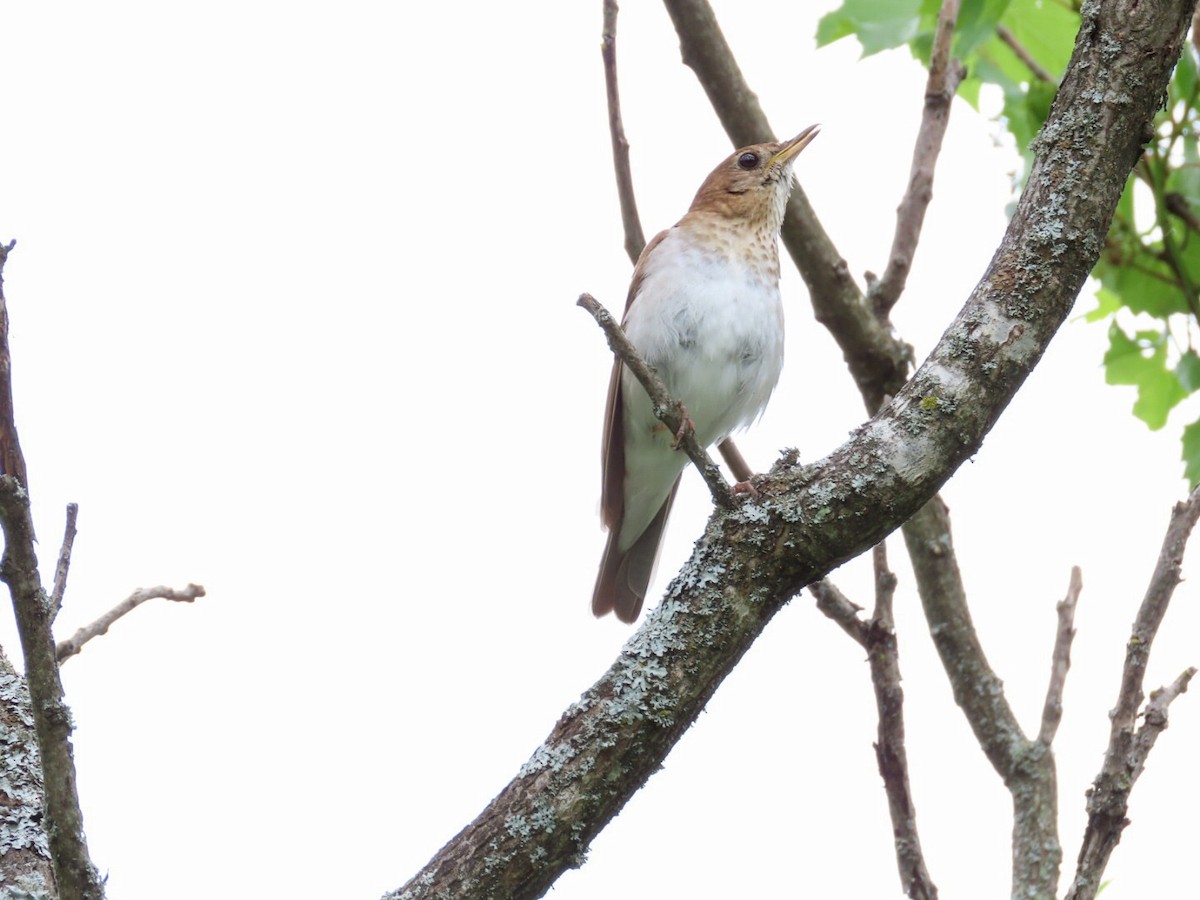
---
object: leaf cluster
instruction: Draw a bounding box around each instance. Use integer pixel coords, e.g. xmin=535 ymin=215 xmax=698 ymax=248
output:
xmin=819 ymin=0 xmax=1200 ymax=482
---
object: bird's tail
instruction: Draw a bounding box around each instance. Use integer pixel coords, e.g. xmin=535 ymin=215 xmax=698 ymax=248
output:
xmin=591 ymin=479 xmax=680 ymax=623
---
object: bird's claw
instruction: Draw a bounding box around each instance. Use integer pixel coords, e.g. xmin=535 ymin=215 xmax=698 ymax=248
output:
xmin=732 ymin=479 xmax=761 ymax=499
xmin=670 ymin=404 xmax=697 ymax=450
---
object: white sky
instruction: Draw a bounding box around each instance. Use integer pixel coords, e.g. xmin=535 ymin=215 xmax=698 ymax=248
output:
xmin=0 ymin=3 xmax=1196 ymax=898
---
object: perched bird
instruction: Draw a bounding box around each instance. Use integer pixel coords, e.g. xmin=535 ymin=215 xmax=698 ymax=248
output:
xmin=593 ymin=126 xmax=819 ymax=623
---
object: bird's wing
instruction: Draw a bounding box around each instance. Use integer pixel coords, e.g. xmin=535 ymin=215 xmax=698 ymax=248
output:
xmin=600 ymin=227 xmax=670 ymax=531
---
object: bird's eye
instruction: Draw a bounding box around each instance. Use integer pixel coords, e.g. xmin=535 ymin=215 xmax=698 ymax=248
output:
xmin=737 ymin=152 xmax=759 ymax=170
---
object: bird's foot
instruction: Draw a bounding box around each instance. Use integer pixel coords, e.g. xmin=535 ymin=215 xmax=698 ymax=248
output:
xmin=670 ymin=403 xmax=697 ymax=450
xmin=732 ymin=479 xmax=761 ymax=499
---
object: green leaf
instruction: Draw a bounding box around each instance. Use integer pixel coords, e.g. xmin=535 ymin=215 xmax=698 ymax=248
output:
xmin=1182 ymin=418 xmax=1200 ymax=485
xmin=1108 ymin=257 xmax=1192 ymax=318
xmin=1104 ymin=324 xmax=1188 ymax=429
xmin=1082 ymin=286 xmax=1123 ymax=323
xmin=953 ymin=0 xmax=1014 ymax=60
xmin=816 ymin=0 xmax=924 ymax=56
xmin=997 ymin=0 xmax=1078 ymax=81
xmin=1176 ymin=350 xmax=1200 ymax=392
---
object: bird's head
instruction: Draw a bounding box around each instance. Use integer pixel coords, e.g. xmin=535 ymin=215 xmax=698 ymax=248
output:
xmin=687 ymin=125 xmax=820 ymax=230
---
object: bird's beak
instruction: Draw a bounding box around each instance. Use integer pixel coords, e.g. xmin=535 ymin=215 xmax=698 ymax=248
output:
xmin=769 ymin=124 xmax=820 ymax=168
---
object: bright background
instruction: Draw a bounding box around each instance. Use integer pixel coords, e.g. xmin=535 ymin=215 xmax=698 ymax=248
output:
xmin=0 ymin=3 xmax=1195 ymax=898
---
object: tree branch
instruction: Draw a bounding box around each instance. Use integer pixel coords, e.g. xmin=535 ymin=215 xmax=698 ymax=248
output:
xmin=813 ymin=552 xmax=939 ymax=900
xmin=1067 ymin=485 xmax=1200 ymax=900
xmin=0 ymin=247 xmax=103 ymax=900
xmin=602 ymin=0 xmax=646 ymax=265
xmin=394 ymin=5 xmax=1195 ymax=893
xmin=50 ymin=503 xmax=79 ymax=621
xmin=55 ymin=583 xmax=206 ymax=664
xmin=869 ymin=0 xmax=966 ymax=318
xmin=997 ymin=23 xmax=1056 ymax=84
xmin=866 ymin=543 xmax=938 ymax=900
xmin=901 ymin=499 xmax=1061 ymax=896
xmin=577 ymin=292 xmax=734 ymax=508
xmin=811 ymin=578 xmax=867 ymax=644
xmin=1039 ymin=566 xmax=1082 ymax=746
xmin=0 ymin=646 xmax=55 ymax=896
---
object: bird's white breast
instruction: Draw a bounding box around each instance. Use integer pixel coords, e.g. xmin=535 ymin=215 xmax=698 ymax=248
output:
xmin=616 ymin=225 xmax=785 ymax=547
xmin=623 ymin=226 xmax=785 ymax=443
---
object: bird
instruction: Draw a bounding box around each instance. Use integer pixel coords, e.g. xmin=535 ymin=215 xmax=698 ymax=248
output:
xmin=592 ymin=125 xmax=819 ymax=623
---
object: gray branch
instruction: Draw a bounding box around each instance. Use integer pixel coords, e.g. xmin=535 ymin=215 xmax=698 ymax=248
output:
xmin=1066 ymin=485 xmax=1200 ymax=900
xmin=56 ymin=583 xmax=207 ymax=664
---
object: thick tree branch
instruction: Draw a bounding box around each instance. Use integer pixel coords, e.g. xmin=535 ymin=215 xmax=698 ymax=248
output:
xmin=1067 ymin=486 xmax=1200 ymax=900
xmin=0 ymin=248 xmax=102 ymax=900
xmin=55 ymin=583 xmax=206 ymax=664
xmin=0 ymin=647 xmax=55 ymax=896
xmin=0 ymin=483 xmax=102 ymax=900
xmin=902 ymin=499 xmax=1061 ymax=896
xmin=0 ymin=241 xmax=29 ymax=492
xmin=395 ymin=5 xmax=1194 ymax=895
xmin=870 ymin=0 xmax=966 ymax=318
xmin=577 ymin=292 xmax=733 ymax=507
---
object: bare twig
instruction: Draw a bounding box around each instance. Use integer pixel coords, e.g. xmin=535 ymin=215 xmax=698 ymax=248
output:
xmin=602 ymin=0 xmax=646 ymax=265
xmin=1068 ymin=486 xmax=1200 ymax=900
xmin=1039 ymin=566 xmax=1082 ymax=746
xmin=815 ymin=549 xmax=938 ymax=899
xmin=866 ymin=543 xmax=938 ymax=900
xmin=870 ymin=0 xmax=966 ymax=318
xmin=577 ymin=292 xmax=733 ymax=508
xmin=0 ymin=244 xmax=103 ymax=900
xmin=50 ymin=502 xmax=79 ymax=620
xmin=811 ymin=578 xmax=867 ymax=644
xmin=996 ymin=24 xmax=1056 ymax=84
xmin=56 ymin=583 xmax=206 ymax=664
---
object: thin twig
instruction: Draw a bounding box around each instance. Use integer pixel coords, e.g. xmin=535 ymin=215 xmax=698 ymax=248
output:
xmin=814 ymin=549 xmax=939 ymax=899
xmin=50 ymin=502 xmax=79 ymax=621
xmin=1038 ymin=565 xmax=1082 ymax=746
xmin=867 ymin=543 xmax=938 ymax=900
xmin=811 ymin=578 xmax=867 ymax=644
xmin=56 ymin=583 xmax=206 ymax=664
xmin=870 ymin=0 xmax=965 ymax=318
xmin=602 ymin=0 xmax=646 ymax=265
xmin=996 ymin=24 xmax=1056 ymax=84
xmin=1068 ymin=486 xmax=1200 ymax=900
xmin=577 ymin=292 xmax=733 ymax=508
